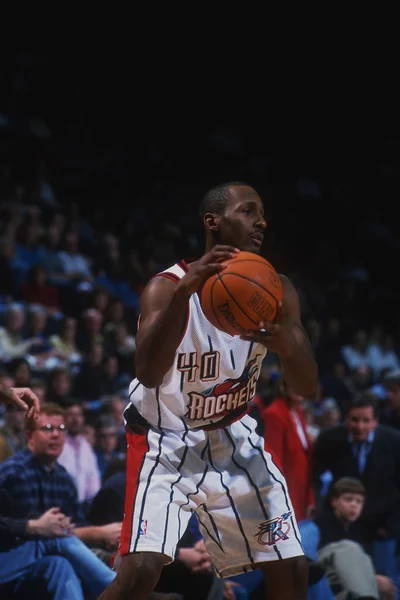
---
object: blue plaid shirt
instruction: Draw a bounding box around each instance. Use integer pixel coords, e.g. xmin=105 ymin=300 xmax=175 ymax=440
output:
xmin=0 ymin=448 xmax=86 ymax=526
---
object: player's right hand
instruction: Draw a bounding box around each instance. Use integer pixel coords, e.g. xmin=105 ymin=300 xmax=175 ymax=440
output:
xmin=177 ymin=245 xmax=240 ymax=295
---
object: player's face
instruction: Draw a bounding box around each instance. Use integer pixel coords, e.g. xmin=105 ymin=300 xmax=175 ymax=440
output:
xmin=217 ymin=186 xmax=267 ymax=254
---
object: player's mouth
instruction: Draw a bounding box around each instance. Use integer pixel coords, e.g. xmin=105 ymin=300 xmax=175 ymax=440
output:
xmin=250 ymin=233 xmax=264 ymax=246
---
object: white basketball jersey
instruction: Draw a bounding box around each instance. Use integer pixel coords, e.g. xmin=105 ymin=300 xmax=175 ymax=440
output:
xmin=126 ymin=260 xmax=267 ymax=431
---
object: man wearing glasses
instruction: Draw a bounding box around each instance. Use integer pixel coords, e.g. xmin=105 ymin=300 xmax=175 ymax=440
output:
xmin=0 ymin=402 xmax=119 ymax=599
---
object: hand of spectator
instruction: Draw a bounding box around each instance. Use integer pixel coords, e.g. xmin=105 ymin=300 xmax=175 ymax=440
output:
xmin=0 ymin=384 xmax=40 ymax=419
xmin=376 ymin=574 xmax=396 ymax=600
xmin=224 ymin=580 xmax=240 ymax=600
xmin=101 ymin=522 xmax=122 ymax=550
xmin=178 ymin=541 xmax=213 ymax=573
xmin=28 ymin=507 xmax=73 ymax=537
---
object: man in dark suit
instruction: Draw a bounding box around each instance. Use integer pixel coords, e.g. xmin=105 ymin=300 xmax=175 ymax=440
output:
xmin=312 ymin=393 xmax=400 ymax=582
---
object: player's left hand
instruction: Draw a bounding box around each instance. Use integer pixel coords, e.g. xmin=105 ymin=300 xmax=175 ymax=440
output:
xmin=239 ymin=302 xmax=296 ymax=358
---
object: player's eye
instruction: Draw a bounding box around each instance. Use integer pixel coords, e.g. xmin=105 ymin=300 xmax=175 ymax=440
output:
xmin=242 ymin=209 xmax=253 ymax=215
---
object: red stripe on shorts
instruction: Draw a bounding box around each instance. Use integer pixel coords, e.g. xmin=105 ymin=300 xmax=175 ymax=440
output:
xmin=119 ymin=429 xmax=149 ymax=555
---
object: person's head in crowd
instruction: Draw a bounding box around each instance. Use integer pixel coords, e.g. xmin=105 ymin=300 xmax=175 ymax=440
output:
xmin=0 ymin=372 xmax=15 ymax=388
xmin=87 ymin=341 xmax=104 ymax=367
xmin=47 ymin=366 xmax=72 ymax=404
xmin=25 ymin=402 xmax=66 ymax=466
xmin=4 ymin=303 xmax=25 ymax=334
xmin=59 ymin=315 xmax=78 ymax=343
xmin=17 ymin=219 xmax=42 ymax=248
xmin=8 ymin=357 xmax=31 ymax=387
xmin=63 ymin=228 xmax=80 ymax=254
xmin=91 ymin=287 xmax=110 ymax=314
xmin=27 ymin=304 xmax=48 ymax=337
xmin=383 ymin=369 xmax=400 ymax=412
xmin=328 ymin=477 xmax=365 ymax=524
xmin=105 ymin=397 xmax=126 ymax=430
xmin=320 ymin=397 xmax=341 ymax=428
xmin=332 ymin=362 xmax=348 ymax=379
xmin=83 ymin=423 xmax=96 ymax=447
xmin=26 ymin=264 xmax=48 ymax=287
xmin=63 ymin=400 xmax=85 ymax=437
xmin=352 ymin=365 xmax=372 ymax=390
xmin=83 ymin=308 xmax=103 ymax=334
xmin=105 ymin=298 xmax=125 ymax=325
xmin=102 ymin=355 xmax=119 ymax=380
xmin=4 ymin=401 xmax=27 ymax=435
xmin=95 ymin=414 xmax=118 ymax=457
xmin=46 ymin=223 xmax=62 ymax=249
xmin=29 ymin=377 xmax=47 ymax=405
xmin=351 ymin=329 xmax=369 ymax=352
xmin=325 ymin=317 xmax=342 ymax=340
xmin=345 ymin=393 xmax=379 ymax=442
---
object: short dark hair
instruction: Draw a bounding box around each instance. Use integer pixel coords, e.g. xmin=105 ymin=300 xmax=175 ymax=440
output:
xmin=26 ymin=402 xmax=65 ymax=431
xmin=345 ymin=393 xmax=379 ymax=418
xmin=329 ymin=477 xmax=365 ymax=500
xmin=198 ymin=181 xmax=251 ymax=221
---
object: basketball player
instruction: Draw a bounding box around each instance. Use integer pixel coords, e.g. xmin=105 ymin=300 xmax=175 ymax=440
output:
xmin=0 ymin=381 xmax=40 ymax=419
xmin=98 ymin=182 xmax=318 ymax=600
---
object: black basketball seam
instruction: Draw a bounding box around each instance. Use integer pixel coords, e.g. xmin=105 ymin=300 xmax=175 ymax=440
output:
xmin=218 ymin=277 xmax=260 ymax=329
xmin=209 ymin=276 xmax=228 ymax=332
xmin=221 ymin=272 xmax=280 ymax=305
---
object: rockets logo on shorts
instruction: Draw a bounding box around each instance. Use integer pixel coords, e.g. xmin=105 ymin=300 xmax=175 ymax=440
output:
xmin=139 ymin=519 xmax=148 ymax=535
xmin=256 ymin=511 xmax=292 ymax=546
xmin=185 ymin=356 xmax=261 ymax=421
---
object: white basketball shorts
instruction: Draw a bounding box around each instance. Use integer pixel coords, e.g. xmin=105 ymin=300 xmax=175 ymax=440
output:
xmin=119 ymin=413 xmax=304 ymax=577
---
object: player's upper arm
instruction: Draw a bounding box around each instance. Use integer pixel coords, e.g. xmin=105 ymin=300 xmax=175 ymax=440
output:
xmin=135 ymin=275 xmax=179 ymax=346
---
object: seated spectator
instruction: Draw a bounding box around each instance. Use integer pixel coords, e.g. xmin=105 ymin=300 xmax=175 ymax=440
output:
xmin=103 ymin=396 xmax=127 ymax=453
xmin=0 ymin=402 xmax=26 ymax=462
xmin=319 ymin=397 xmax=342 ymax=429
xmin=7 ymin=357 xmax=32 ymax=387
xmin=58 ymin=400 xmax=101 ymax=505
xmin=380 ymin=369 xmax=400 ymax=430
xmin=72 ymin=341 xmax=107 ymax=401
xmin=105 ymin=322 xmax=136 ymax=376
xmin=0 ymin=303 xmax=43 ymax=361
xmin=368 ymin=334 xmax=400 ymax=382
xmin=57 ymin=229 xmax=93 ymax=282
xmin=76 ymin=308 xmax=104 ymax=355
xmin=0 ymin=402 xmax=120 ymax=598
xmin=46 ymin=366 xmax=73 ymax=407
xmin=314 ymin=477 xmax=395 ymax=599
xmin=20 ymin=264 xmax=61 ymax=313
xmin=49 ymin=315 xmax=82 ymax=367
xmin=312 ymin=394 xmax=400 ymax=581
xmin=29 ymin=377 xmax=48 ymax=405
xmin=94 ymin=414 xmax=125 ymax=481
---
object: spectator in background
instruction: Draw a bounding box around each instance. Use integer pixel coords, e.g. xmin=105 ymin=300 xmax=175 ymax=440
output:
xmin=7 ymin=357 xmax=32 ymax=387
xmin=46 ymin=366 xmax=73 ymax=407
xmin=380 ymin=369 xmax=400 ymax=431
xmin=49 ymin=315 xmax=82 ymax=367
xmin=312 ymin=394 xmax=400 ymax=583
xmin=76 ymin=308 xmax=104 ymax=355
xmin=58 ymin=400 xmax=101 ymax=506
xmin=319 ymin=398 xmax=342 ymax=429
xmin=368 ymin=334 xmax=400 ymax=381
xmin=72 ymin=341 xmax=106 ymax=401
xmin=20 ymin=264 xmax=60 ymax=313
xmin=57 ymin=229 xmax=93 ymax=283
xmin=341 ymin=329 xmax=374 ymax=377
xmin=262 ymin=378 xmax=315 ymax=522
xmin=0 ymin=303 xmax=43 ymax=361
xmin=94 ymin=414 xmax=124 ymax=481
xmin=103 ymin=396 xmax=127 ymax=454
xmin=29 ymin=377 xmax=47 ymax=405
xmin=0 ymin=402 xmax=26 ymax=462
xmin=0 ymin=402 xmax=118 ymax=598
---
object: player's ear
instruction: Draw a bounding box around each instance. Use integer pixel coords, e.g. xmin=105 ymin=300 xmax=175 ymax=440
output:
xmin=204 ymin=212 xmax=220 ymax=232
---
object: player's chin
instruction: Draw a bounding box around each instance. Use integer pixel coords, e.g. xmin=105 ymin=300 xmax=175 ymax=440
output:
xmin=242 ymin=240 xmax=262 ymax=254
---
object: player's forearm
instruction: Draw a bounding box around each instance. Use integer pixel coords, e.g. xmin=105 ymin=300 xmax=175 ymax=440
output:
xmin=279 ymin=345 xmax=318 ymax=398
xmin=136 ymin=285 xmax=191 ymax=388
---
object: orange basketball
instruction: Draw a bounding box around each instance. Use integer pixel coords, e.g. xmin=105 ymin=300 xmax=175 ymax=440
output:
xmin=200 ymin=251 xmax=283 ymax=337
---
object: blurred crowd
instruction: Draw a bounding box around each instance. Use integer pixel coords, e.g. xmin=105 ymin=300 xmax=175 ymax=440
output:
xmin=1 ymin=53 xmax=400 ymax=597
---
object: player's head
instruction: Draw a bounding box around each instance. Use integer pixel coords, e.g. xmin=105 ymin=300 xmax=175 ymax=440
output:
xmin=199 ymin=182 xmax=267 ymax=254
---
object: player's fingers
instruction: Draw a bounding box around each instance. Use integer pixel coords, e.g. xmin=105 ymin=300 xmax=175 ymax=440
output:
xmin=261 ymin=323 xmax=280 ymax=334
xmin=20 ymin=388 xmax=41 ymax=411
xmin=11 ymin=394 xmax=29 ymax=411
